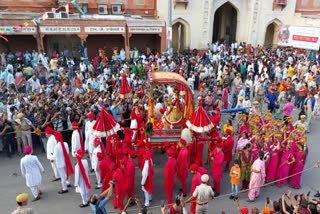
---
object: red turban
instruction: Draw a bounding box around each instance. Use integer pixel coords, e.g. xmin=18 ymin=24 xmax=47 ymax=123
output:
xmin=180 ymin=139 xmax=187 ymax=146
xmin=97 ymin=152 xmax=105 ymax=160
xmin=226 ymin=129 xmax=232 ymax=135
xmin=190 ymin=163 xmax=198 ymax=172
xmin=240 ymin=207 xmax=249 ymax=214
xmin=93 ymin=137 xmax=101 ymax=147
xmin=76 ymin=149 xmax=85 ymax=158
xmin=166 ymin=148 xmax=174 ymax=156
xmin=23 ymin=146 xmax=32 ymax=154
xmin=45 ymin=127 xmax=54 ymax=135
xmin=71 ymin=121 xmax=79 ymax=129
xmin=87 ymin=112 xmax=95 ymax=120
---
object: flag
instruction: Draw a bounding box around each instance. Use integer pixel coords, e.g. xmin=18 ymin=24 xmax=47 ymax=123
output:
xmin=64 ymin=3 xmax=69 ymax=14
xmin=71 ymin=0 xmax=86 ymax=15
xmin=32 ymin=18 xmax=40 ymax=25
xmin=0 ymin=35 xmax=8 ymax=42
xmin=5 ymin=28 xmax=14 ymax=33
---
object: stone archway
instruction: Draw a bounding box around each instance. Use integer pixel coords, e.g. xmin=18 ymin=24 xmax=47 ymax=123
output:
xmin=212 ymin=1 xmax=238 ymax=44
xmin=264 ymin=19 xmax=282 ymax=48
xmin=172 ymin=18 xmax=190 ymax=53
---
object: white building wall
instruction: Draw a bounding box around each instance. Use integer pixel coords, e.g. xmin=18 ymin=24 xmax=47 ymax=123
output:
xmin=157 ymin=0 xmax=320 ymax=50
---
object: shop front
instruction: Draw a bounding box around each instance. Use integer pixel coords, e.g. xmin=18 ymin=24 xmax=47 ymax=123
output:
xmin=39 ymin=25 xmax=82 ymax=58
xmin=127 ymin=20 xmax=166 ymax=54
xmin=83 ymin=23 xmax=126 ymax=59
xmin=0 ymin=25 xmax=38 ymax=53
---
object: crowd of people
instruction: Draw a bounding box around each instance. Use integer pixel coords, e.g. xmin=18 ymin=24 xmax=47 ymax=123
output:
xmin=1 ymin=42 xmax=319 ymax=214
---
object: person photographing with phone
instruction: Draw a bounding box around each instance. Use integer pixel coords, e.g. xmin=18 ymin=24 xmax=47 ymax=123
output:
xmin=160 ymin=194 xmax=187 ymax=214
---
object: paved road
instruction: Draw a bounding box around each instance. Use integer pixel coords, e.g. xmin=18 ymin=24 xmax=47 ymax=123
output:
xmin=2 ymin=112 xmax=320 ymax=214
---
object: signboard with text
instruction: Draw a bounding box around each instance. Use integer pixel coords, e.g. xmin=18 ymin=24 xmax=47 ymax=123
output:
xmin=0 ymin=26 xmax=36 ymax=34
xmin=278 ymin=25 xmax=320 ymax=50
xmin=84 ymin=26 xmax=125 ymax=33
xmin=128 ymin=26 xmax=162 ymax=33
xmin=126 ymin=20 xmax=165 ymax=27
xmin=40 ymin=26 xmax=81 ymax=33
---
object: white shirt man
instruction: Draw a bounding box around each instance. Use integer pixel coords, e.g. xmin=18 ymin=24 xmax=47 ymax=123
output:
xmin=141 ymin=154 xmax=153 ymax=207
xmin=20 ymin=146 xmax=44 ymax=201
xmin=45 ymin=127 xmax=60 ymax=181
xmin=92 ymin=138 xmax=102 ymax=188
xmin=74 ymin=152 xmax=90 ymax=207
xmin=53 ymin=139 xmax=70 ymax=193
xmin=71 ymin=128 xmax=82 ymax=158
xmin=80 ymin=62 xmax=87 ymax=73
xmin=242 ymin=98 xmax=252 ymax=108
xmin=187 ymin=75 xmax=195 ymax=91
xmin=27 ymin=76 xmax=41 ymax=92
xmin=6 ymin=70 xmax=14 ymax=86
xmin=85 ymin=113 xmax=96 ymax=168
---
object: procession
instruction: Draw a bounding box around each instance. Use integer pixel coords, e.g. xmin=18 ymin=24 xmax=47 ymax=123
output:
xmin=0 ymin=40 xmax=319 ymax=214
xmin=1 ymin=0 xmax=320 ymax=214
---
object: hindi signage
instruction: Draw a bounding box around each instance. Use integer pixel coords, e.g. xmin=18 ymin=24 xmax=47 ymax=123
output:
xmin=40 ymin=26 xmax=81 ymax=33
xmin=84 ymin=26 xmax=125 ymax=33
xmin=278 ymin=25 xmax=320 ymax=50
xmin=126 ymin=20 xmax=165 ymax=27
xmin=129 ymin=27 xmax=162 ymax=33
xmin=0 ymin=26 xmax=36 ymax=34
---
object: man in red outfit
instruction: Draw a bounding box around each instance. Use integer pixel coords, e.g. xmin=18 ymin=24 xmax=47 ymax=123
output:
xmin=211 ymin=144 xmax=224 ymax=197
xmin=97 ymin=152 xmax=109 ymax=191
xmin=189 ymin=164 xmax=202 ymax=214
xmin=164 ymin=148 xmax=177 ymax=204
xmin=177 ymin=139 xmax=189 ymax=196
xmin=101 ymin=157 xmax=115 ymax=192
xmin=223 ymin=129 xmax=234 ymax=171
xmin=123 ymin=150 xmax=136 ymax=206
xmin=112 ymin=165 xmax=126 ymax=212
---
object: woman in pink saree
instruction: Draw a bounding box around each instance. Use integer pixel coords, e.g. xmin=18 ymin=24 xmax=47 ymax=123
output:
xmin=236 ymin=132 xmax=250 ymax=151
xmin=266 ymin=140 xmax=280 ymax=182
xmin=247 ymin=151 xmax=266 ymax=202
xmin=276 ymin=144 xmax=295 ymax=187
xmin=222 ymin=85 xmax=229 ymax=109
xmin=289 ymin=143 xmax=307 ymax=189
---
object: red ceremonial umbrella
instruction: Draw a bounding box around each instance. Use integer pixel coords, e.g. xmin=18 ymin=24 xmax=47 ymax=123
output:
xmin=92 ymin=108 xmax=120 ymax=137
xmin=186 ymin=97 xmax=214 ymax=133
xmin=119 ymin=72 xmax=132 ymax=99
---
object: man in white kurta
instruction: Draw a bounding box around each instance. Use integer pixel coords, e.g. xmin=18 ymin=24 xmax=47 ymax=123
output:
xmin=130 ymin=112 xmax=138 ymax=141
xmin=74 ymin=150 xmax=91 ymax=207
xmin=71 ymin=127 xmax=82 ymax=157
xmin=85 ymin=112 xmax=96 ymax=169
xmin=20 ymin=146 xmax=44 ymax=201
xmin=92 ymin=138 xmax=102 ymax=189
xmin=53 ymin=138 xmax=70 ymax=193
xmin=45 ymin=127 xmax=60 ymax=181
